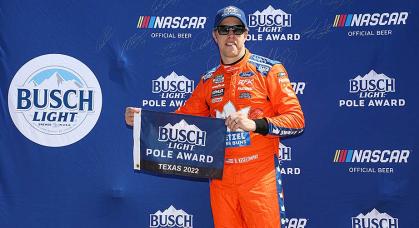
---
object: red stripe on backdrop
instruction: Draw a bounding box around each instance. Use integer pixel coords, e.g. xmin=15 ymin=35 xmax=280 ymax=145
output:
xmin=141 ymin=16 xmax=150 ymax=28
xmin=339 ymin=15 xmax=347 ymax=27
xmin=339 ymin=150 xmax=347 ymax=162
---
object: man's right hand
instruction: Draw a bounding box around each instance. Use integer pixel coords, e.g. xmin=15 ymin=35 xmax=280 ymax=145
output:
xmin=125 ymin=107 xmax=141 ymax=127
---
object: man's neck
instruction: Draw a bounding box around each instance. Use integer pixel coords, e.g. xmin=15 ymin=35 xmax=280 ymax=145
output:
xmin=221 ymin=49 xmax=246 ymax=65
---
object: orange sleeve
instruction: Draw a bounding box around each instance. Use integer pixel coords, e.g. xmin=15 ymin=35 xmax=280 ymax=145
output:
xmin=264 ymin=64 xmax=305 ymax=137
xmin=175 ymin=78 xmax=210 ymax=117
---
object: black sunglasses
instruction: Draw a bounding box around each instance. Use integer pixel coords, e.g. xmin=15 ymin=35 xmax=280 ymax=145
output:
xmin=215 ymin=25 xmax=246 ymax=35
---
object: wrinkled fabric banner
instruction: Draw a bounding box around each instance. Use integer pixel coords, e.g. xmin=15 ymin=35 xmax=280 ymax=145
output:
xmin=133 ymin=110 xmax=226 ymax=179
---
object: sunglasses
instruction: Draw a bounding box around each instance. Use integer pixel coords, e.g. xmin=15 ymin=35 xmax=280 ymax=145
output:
xmin=215 ymin=25 xmax=246 ymax=35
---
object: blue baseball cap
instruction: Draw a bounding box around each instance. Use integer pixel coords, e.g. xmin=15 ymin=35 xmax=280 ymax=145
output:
xmin=214 ymin=6 xmax=248 ymax=29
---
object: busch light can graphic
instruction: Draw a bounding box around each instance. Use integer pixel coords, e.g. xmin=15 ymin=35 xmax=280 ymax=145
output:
xmin=8 ymin=54 xmax=102 ymax=147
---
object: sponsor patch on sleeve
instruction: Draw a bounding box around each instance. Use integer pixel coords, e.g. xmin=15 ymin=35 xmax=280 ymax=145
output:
xmin=211 ymin=88 xmax=224 ymax=98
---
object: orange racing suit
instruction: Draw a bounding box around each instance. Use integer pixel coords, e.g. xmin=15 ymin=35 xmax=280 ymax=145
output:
xmin=176 ymin=50 xmax=305 ymax=228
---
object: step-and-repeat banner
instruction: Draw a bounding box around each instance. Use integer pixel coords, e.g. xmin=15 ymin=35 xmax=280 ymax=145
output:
xmin=1 ymin=1 xmax=418 ymax=227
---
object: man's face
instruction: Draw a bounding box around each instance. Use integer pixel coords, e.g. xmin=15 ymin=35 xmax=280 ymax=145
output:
xmin=213 ymin=17 xmax=248 ymax=62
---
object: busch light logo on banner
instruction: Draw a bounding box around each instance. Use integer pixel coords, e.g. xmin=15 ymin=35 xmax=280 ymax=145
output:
xmin=215 ymin=101 xmax=250 ymax=148
xmin=158 ymin=120 xmax=207 ymax=149
xmin=333 ymin=149 xmax=410 ymax=174
xmin=8 ymin=54 xmax=102 ymax=147
xmin=143 ymin=72 xmax=194 ymax=108
xmin=339 ymin=70 xmax=406 ymax=108
xmin=247 ymin=5 xmax=300 ymax=41
xmin=150 ymin=205 xmax=193 ymax=228
xmin=352 ymin=208 xmax=398 ymax=228
xmin=333 ymin=11 xmax=408 ymax=37
xmin=133 ymin=110 xmax=225 ymax=179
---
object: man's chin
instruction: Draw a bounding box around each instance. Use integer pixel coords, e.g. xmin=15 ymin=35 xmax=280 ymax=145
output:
xmin=223 ymin=50 xmax=239 ymax=57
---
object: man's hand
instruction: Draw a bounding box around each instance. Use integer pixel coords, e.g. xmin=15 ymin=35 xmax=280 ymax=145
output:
xmin=125 ymin=107 xmax=141 ymax=127
xmin=225 ymin=112 xmax=256 ymax=132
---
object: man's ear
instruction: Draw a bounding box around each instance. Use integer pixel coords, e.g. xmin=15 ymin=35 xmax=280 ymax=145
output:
xmin=244 ymin=30 xmax=249 ymax=38
xmin=212 ymin=30 xmax=218 ymax=44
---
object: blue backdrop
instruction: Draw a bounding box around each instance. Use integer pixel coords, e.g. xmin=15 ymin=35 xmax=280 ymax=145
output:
xmin=1 ymin=0 xmax=418 ymax=227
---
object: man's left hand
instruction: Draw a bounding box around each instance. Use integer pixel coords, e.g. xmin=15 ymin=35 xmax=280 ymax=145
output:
xmin=225 ymin=112 xmax=256 ymax=132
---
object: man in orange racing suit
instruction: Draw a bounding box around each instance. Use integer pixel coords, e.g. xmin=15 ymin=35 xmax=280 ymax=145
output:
xmin=125 ymin=6 xmax=304 ymax=228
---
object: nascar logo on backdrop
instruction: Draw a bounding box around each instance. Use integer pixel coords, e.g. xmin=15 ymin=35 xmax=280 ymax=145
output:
xmin=247 ymin=5 xmax=300 ymax=41
xmin=8 ymin=54 xmax=102 ymax=147
xmin=149 ymin=205 xmax=193 ymax=228
xmin=333 ymin=11 xmax=408 ymax=37
xmin=351 ymin=208 xmax=398 ymax=228
xmin=137 ymin=15 xmax=206 ymax=39
xmin=333 ymin=149 xmax=410 ymax=174
xmin=339 ymin=70 xmax=406 ymax=108
xmin=142 ymin=71 xmax=194 ymax=108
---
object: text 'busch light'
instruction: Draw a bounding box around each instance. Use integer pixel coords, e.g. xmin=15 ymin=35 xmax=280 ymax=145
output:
xmin=152 ymin=72 xmax=194 ymax=94
xmin=352 ymin=217 xmax=398 ymax=228
xmin=152 ymin=80 xmax=194 ymax=93
xmin=17 ymin=89 xmax=94 ymax=111
xmin=8 ymin=54 xmax=102 ymax=147
xmin=158 ymin=120 xmax=207 ymax=146
xmin=150 ymin=213 xmax=193 ymax=227
xmin=279 ymin=144 xmax=292 ymax=161
xmin=149 ymin=206 xmax=193 ymax=228
xmin=17 ymin=88 xmax=94 ymax=123
xmin=351 ymin=209 xmax=398 ymax=228
xmin=249 ymin=14 xmax=291 ymax=27
xmin=349 ymin=78 xmax=395 ymax=93
xmin=248 ymin=6 xmax=292 ymax=28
